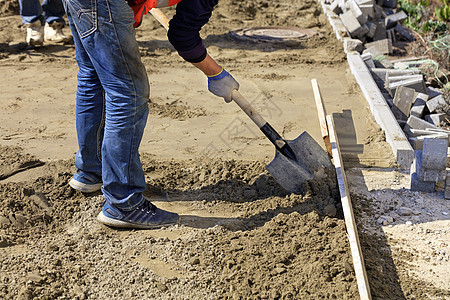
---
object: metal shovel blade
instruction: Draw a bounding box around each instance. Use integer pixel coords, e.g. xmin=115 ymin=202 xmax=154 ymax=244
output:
xmin=266 ymin=131 xmax=334 ymax=194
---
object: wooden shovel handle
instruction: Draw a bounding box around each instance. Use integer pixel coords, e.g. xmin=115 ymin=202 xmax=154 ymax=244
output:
xmin=150 ymin=8 xmax=170 ymax=30
xmin=231 ymin=90 xmax=266 ymax=129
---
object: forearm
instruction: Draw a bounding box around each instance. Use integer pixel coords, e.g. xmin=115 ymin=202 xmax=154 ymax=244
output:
xmin=192 ymin=54 xmax=222 ymax=76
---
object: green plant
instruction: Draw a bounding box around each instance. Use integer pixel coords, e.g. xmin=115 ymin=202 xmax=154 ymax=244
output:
xmin=429 ymin=34 xmax=450 ymax=70
xmin=435 ymin=0 xmax=450 ymax=21
xmin=423 ymin=19 xmax=448 ymax=32
xmin=399 ymin=0 xmax=448 ymax=33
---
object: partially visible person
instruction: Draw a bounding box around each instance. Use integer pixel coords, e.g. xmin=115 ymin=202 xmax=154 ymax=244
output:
xmin=18 ymin=0 xmax=72 ymax=46
xmin=64 ymin=0 xmax=238 ymax=229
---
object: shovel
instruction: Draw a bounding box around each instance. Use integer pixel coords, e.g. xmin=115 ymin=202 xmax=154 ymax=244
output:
xmin=150 ymin=8 xmax=333 ymax=194
xmin=231 ymin=90 xmax=333 ymax=194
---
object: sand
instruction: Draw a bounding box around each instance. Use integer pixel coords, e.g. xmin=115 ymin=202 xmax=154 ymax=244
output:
xmin=0 ymin=0 xmax=449 ymax=298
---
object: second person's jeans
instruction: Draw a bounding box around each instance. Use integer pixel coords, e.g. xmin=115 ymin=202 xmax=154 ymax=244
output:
xmin=64 ymin=0 xmax=150 ymax=210
xmin=19 ymin=0 xmax=66 ymax=25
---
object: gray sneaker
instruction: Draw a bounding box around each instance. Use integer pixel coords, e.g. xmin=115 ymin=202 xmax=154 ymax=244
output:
xmin=97 ymin=199 xmax=180 ymax=229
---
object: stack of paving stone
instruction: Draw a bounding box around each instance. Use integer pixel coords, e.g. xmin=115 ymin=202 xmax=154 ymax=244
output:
xmin=370 ymin=66 xmax=450 ymax=196
xmin=319 ymin=0 xmax=450 ymax=196
xmin=327 ymin=0 xmax=413 ymax=52
xmin=371 ymin=72 xmax=450 ymax=195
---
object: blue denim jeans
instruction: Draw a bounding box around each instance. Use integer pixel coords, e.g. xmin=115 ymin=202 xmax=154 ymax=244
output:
xmin=19 ymin=0 xmax=66 ymax=25
xmin=64 ymin=0 xmax=149 ymax=210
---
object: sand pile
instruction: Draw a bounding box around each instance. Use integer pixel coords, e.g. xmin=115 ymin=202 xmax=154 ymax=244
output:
xmin=0 ymin=150 xmax=359 ymax=299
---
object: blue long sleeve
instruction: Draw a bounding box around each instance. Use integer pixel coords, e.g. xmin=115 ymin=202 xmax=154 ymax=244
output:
xmin=167 ymin=0 xmax=219 ymax=62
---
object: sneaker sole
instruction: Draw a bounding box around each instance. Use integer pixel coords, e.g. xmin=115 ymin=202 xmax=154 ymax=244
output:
xmin=29 ymin=40 xmax=43 ymax=46
xmin=69 ymin=178 xmax=102 ymax=193
xmin=97 ymin=211 xmax=179 ymax=229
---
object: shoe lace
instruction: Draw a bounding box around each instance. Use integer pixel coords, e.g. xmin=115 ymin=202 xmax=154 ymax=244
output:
xmin=138 ymin=200 xmax=157 ymax=215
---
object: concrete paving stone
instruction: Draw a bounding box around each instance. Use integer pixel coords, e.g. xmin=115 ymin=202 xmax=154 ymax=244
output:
xmin=414 ymin=149 xmax=445 ymax=182
xmin=420 ymin=168 xmax=446 ymax=182
xmin=387 ymin=77 xmax=426 ymax=97
xmin=445 ymin=170 xmax=450 ymax=199
xmin=383 ymin=0 xmax=397 ymax=8
xmin=393 ymin=61 xmax=422 ymax=70
xmin=385 ymin=10 xmax=407 ymax=29
xmin=426 ymin=86 xmax=442 ymax=98
xmin=330 ymin=0 xmax=343 ymax=14
xmin=370 ymin=69 xmax=387 ymax=85
xmin=410 ymin=93 xmax=428 ymax=118
xmin=424 ymin=127 xmax=450 ymax=134
xmin=390 ymin=56 xmax=427 ymax=63
xmin=445 ymin=187 xmax=450 ymax=199
xmin=365 ymin=39 xmax=392 ymax=55
xmin=409 ymin=134 xmax=448 ymax=150
xmin=392 ymin=86 xmax=417 ymax=121
xmin=373 ymin=56 xmax=394 ymax=68
xmin=343 ymin=38 xmax=364 ymax=52
xmin=422 ymin=138 xmax=448 ymax=170
xmin=426 ymin=94 xmax=446 ymax=113
xmin=404 ymin=115 xmax=439 ymax=135
xmin=382 ymin=7 xmax=395 ymax=16
xmin=363 ymin=49 xmax=394 ymax=68
xmin=361 ymin=53 xmax=376 ymax=68
xmin=410 ymin=150 xmax=436 ymax=192
xmin=398 ymin=119 xmax=407 ymax=129
xmin=394 ymin=24 xmax=415 ymax=41
xmin=366 ymin=22 xmax=377 ymax=38
xmin=387 ymin=74 xmax=423 ymax=84
xmin=371 ymin=68 xmax=420 ymax=79
xmin=409 ymin=128 xmax=442 ymax=137
xmin=349 ymin=0 xmax=368 ymax=24
xmin=386 ymin=97 xmax=393 ymax=107
xmin=425 ymin=113 xmax=446 ymax=127
xmin=418 ymin=133 xmax=448 ymax=141
xmin=340 ymin=10 xmax=364 ymax=38
xmin=374 ymin=4 xmax=383 ymax=20
xmin=359 ymin=4 xmax=375 ymax=18
xmin=386 ymin=28 xmax=396 ymax=43
xmin=356 ymin=23 xmax=370 ymax=38
xmin=356 ymin=0 xmax=374 ymax=5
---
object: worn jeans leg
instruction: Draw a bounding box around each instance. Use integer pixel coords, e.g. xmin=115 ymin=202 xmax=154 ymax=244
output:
xmin=42 ymin=0 xmax=66 ymax=24
xmin=19 ymin=0 xmax=44 ymax=24
xmin=64 ymin=0 xmax=149 ymax=210
xmin=70 ymin=23 xmax=104 ymax=177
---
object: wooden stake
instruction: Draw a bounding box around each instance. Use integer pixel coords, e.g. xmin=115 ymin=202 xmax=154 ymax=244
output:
xmin=311 ymin=79 xmax=332 ymax=157
xmin=326 ymin=114 xmax=372 ymax=300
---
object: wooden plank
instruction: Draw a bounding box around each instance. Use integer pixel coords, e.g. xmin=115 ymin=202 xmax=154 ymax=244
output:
xmin=326 ymin=114 xmax=372 ymax=300
xmin=311 ymin=79 xmax=332 ymax=157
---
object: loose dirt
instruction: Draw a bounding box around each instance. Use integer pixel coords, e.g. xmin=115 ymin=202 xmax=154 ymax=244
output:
xmin=0 ymin=0 xmax=449 ymax=298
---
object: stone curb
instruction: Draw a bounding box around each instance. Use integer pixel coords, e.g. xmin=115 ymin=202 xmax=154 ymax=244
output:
xmin=318 ymin=0 xmax=414 ymax=168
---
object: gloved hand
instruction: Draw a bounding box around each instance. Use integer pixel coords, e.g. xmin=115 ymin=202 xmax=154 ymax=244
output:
xmin=207 ymin=68 xmax=239 ymax=103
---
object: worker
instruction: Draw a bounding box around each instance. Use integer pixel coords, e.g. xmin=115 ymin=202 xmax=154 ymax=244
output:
xmin=64 ymin=0 xmax=239 ymax=228
xmin=19 ymin=0 xmax=72 ymax=46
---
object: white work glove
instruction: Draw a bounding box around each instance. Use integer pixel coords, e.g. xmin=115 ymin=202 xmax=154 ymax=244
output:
xmin=207 ymin=68 xmax=239 ymax=102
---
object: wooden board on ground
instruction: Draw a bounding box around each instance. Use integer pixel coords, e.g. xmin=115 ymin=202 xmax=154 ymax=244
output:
xmin=311 ymin=79 xmax=332 ymax=157
xmin=326 ymin=114 xmax=372 ymax=300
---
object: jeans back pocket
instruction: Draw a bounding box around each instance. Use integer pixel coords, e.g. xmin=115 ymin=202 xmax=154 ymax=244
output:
xmin=64 ymin=0 xmax=97 ymax=38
